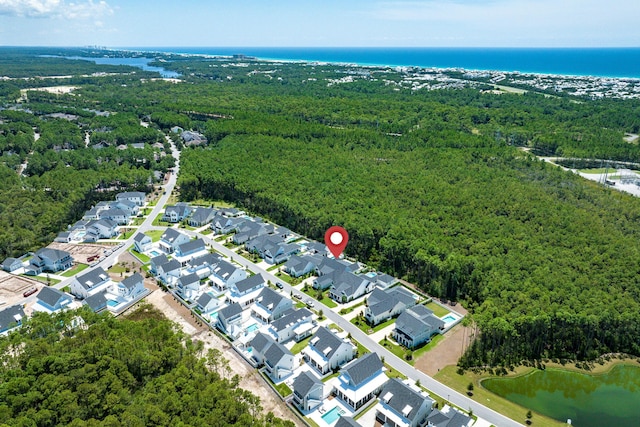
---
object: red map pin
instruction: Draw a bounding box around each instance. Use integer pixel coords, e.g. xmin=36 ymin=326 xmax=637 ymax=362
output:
xmin=325 ymin=226 xmax=349 ymax=258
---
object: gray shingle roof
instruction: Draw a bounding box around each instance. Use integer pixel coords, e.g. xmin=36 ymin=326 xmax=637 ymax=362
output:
xmin=75 ymin=267 xmax=110 ymax=290
xmin=190 ymin=207 xmax=216 ymax=223
xmin=292 ymin=370 xmax=322 ymax=398
xmin=161 ymin=228 xmax=187 ymax=243
xmin=340 ymin=352 xmax=383 ymax=387
xmin=379 ymin=378 xmax=433 ymax=422
xmin=395 ymin=305 xmax=444 ymax=339
xmin=334 ymin=417 xmax=360 ymax=427
xmin=159 ymin=259 xmax=181 ymax=273
xmin=35 ymin=248 xmax=71 ymax=263
xmin=212 ymin=260 xmax=240 ymax=280
xmin=0 ymin=305 xmax=25 ymax=331
xmin=188 ymin=252 xmax=220 ymax=267
xmin=270 ymin=308 xmax=312 ymax=332
xmin=178 ymin=273 xmax=200 ymax=286
xmin=2 ymin=257 xmax=21 ymax=270
xmin=234 ymin=274 xmax=265 ymax=294
xmin=84 ymin=292 xmax=107 ymax=312
xmin=250 ymin=332 xmax=274 ymax=355
xmin=309 ymin=326 xmax=347 ymax=361
xmin=264 ymin=340 xmax=292 ymax=367
xmin=133 ymin=233 xmax=150 ymax=243
xmin=426 ymin=408 xmax=473 ymax=427
xmin=196 ymin=292 xmax=214 ymax=307
xmin=151 ymin=254 xmax=169 ymax=266
xmin=120 ymin=273 xmax=143 ymax=290
xmin=219 ymin=302 xmax=243 ymax=321
xmin=177 ymin=238 xmax=206 ymax=255
xmin=37 ymin=287 xmax=70 ymax=308
xmin=256 ymin=286 xmax=285 ymax=311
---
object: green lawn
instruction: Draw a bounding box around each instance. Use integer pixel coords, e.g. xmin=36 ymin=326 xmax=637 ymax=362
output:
xmin=267 ymin=264 xmax=280 ymax=272
xmin=339 ymin=301 xmax=365 ymax=315
xmin=300 ymin=286 xmax=337 ymax=308
xmin=379 ymin=334 xmax=444 ymax=365
xmin=425 ymin=301 xmax=451 ymax=318
xmin=291 ymin=336 xmax=312 ymax=354
xmin=201 ymin=228 xmax=213 ymax=235
xmin=322 ymin=372 xmax=340 ymax=383
xmin=275 ymin=272 xmax=304 ymax=286
xmin=379 ymin=337 xmax=409 ymax=361
xmin=108 ymin=264 xmax=127 ymax=274
xmin=145 ymin=230 xmax=164 ymax=242
xmin=579 ymin=168 xmax=614 ymax=174
xmin=131 ymin=217 xmax=145 ymax=226
xmin=351 ymin=315 xmax=395 ymax=334
xmin=214 ymin=235 xmax=227 ymax=242
xmin=327 ymin=323 xmax=343 ymax=333
xmin=130 ymin=248 xmax=150 ymax=263
xmin=152 ymin=213 xmax=170 ymax=226
xmin=274 ymin=382 xmax=292 ymax=398
xmin=384 ymin=363 xmax=408 ymax=380
xmin=413 ymin=334 xmax=444 ymax=360
xmin=355 ymin=341 xmax=370 ymax=357
xmin=60 ymin=263 xmax=89 ymax=277
xmin=27 ymin=275 xmax=61 ymax=285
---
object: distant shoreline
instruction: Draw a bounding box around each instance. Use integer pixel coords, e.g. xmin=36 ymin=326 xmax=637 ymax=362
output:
xmin=121 ymin=46 xmax=640 ymax=80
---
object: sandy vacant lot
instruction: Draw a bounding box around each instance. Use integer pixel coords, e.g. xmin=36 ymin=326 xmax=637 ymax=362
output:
xmin=414 ymin=323 xmax=474 ymax=376
xmin=0 ymin=271 xmax=40 ymax=306
xmin=141 ymin=290 xmax=303 ymax=426
xmin=48 ymin=242 xmax=111 ymax=264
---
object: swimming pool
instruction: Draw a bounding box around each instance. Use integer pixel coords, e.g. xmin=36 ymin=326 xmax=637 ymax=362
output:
xmin=321 ymin=407 xmax=345 ymax=424
xmin=149 ymin=250 xmax=161 ymax=257
xmin=246 ymin=323 xmax=259 ymax=333
xmin=365 ymin=272 xmax=377 ymax=278
xmin=442 ymin=314 xmax=457 ymax=323
xmin=107 ymin=300 xmax=119 ymax=307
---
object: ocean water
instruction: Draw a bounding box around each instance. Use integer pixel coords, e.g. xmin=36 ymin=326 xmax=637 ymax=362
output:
xmin=126 ymin=47 xmax=640 ymax=79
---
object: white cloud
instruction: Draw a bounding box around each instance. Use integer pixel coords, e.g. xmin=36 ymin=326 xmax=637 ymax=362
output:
xmin=0 ymin=0 xmax=112 ymax=19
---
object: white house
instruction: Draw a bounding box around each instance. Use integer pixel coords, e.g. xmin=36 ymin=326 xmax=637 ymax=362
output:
xmin=196 ymin=292 xmax=223 ymax=314
xmin=70 ymin=267 xmax=112 ymax=299
xmin=302 ymin=326 xmax=356 ymax=376
xmin=292 ymin=371 xmax=325 ymax=412
xmin=227 ymin=274 xmax=266 ymax=309
xmin=115 ymin=273 xmax=146 ymax=301
xmin=210 ymin=260 xmax=247 ymax=292
xmin=133 ymin=233 xmax=152 ymax=253
xmin=333 ymin=352 xmax=388 ymax=412
xmin=32 ymin=287 xmax=73 ymax=314
xmin=267 ymin=308 xmax=315 ymax=343
xmin=375 ymin=378 xmax=435 ymax=427
xmin=158 ymin=228 xmax=190 ymax=253
xmin=251 ymin=286 xmax=292 ymax=323
xmin=176 ymin=273 xmax=202 ymax=300
xmin=116 ymin=191 xmax=146 ymax=206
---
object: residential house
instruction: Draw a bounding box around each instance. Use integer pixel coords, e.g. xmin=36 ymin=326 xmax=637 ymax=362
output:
xmin=150 ymin=254 xmax=169 ymax=274
xmin=426 ymin=407 xmax=473 ymax=427
xmin=292 ymin=371 xmax=324 ymax=412
xmin=364 ymin=286 xmax=419 ymax=326
xmin=212 ymin=216 xmax=246 ymax=235
xmin=328 ymin=272 xmax=376 ymax=304
xmin=196 ymin=292 xmax=222 ymax=314
xmin=264 ymin=242 xmax=299 ymax=265
xmin=176 ymin=273 xmax=202 ymax=300
xmin=181 ymin=130 xmax=207 ymax=146
xmin=116 ymin=191 xmax=146 ymax=206
xmin=302 ymin=326 xmax=356 ymax=376
xmin=267 ymin=308 xmax=315 ymax=343
xmin=375 ymin=273 xmax=397 ymax=290
xmin=33 ymin=287 xmax=73 ymax=314
xmin=232 ymin=221 xmax=268 ymax=245
xmin=174 ymin=238 xmax=208 ymax=264
xmin=333 ymin=352 xmax=388 ymax=412
xmin=217 ymin=303 xmax=245 ymax=338
xmin=249 ymin=332 xmax=295 ymax=381
xmin=283 ymin=254 xmax=322 ymax=278
xmin=82 ymin=207 xmax=100 ymax=221
xmin=263 ymin=338 xmax=295 ymax=381
xmin=156 ymin=259 xmax=182 ymax=285
xmin=210 ymin=260 xmax=247 ymax=292
xmin=113 ymin=199 xmax=139 ymax=216
xmin=70 ymin=267 xmax=112 ymax=299
xmin=133 ymin=233 xmax=152 ymax=253
xmin=375 ymin=378 xmax=435 ymax=427
xmin=27 ymin=248 xmax=73 ymax=275
xmin=228 ymin=274 xmax=266 ymax=309
xmin=185 ymin=252 xmax=221 ymax=278
xmin=162 ymin=203 xmax=192 ymax=223
xmin=335 ymin=418 xmax=361 ymax=427
xmin=393 ymin=306 xmax=445 ymax=349
xmin=188 ymin=207 xmax=218 ymax=227
xmin=115 ymin=273 xmax=146 ymax=301
xmin=252 ymin=286 xmax=292 ymax=323
xmin=246 ymin=234 xmax=283 ymax=256
xmin=84 ymin=219 xmax=119 ymax=242
xmin=98 ymin=208 xmax=129 ymax=225
xmin=313 ymin=257 xmax=358 ymax=290
xmin=305 ymin=241 xmax=328 ymax=256
xmin=83 ymin=292 xmax=108 ymax=313
xmin=0 ymin=305 xmax=26 ymax=334
xmin=218 ymin=207 xmax=244 ymax=217
xmin=158 ymin=228 xmax=190 ymax=253
xmin=2 ymin=257 xmax=23 ymax=273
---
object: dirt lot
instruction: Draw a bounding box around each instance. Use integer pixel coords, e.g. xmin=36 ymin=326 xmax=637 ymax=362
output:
xmin=414 ymin=322 xmax=474 ymax=376
xmin=48 ymin=242 xmax=112 ymax=264
xmin=0 ymin=271 xmax=40 ymax=306
xmin=141 ymin=290 xmax=303 ymax=426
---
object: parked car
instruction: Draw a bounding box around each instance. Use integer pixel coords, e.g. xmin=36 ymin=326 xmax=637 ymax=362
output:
xmin=306 ymin=300 xmax=314 ymax=308
xmin=276 ymin=282 xmax=284 ymax=289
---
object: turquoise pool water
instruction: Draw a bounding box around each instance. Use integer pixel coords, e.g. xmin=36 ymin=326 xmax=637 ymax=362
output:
xmin=246 ymin=323 xmax=259 ymax=333
xmin=149 ymin=250 xmax=161 ymax=257
xmin=321 ymin=407 xmax=345 ymax=424
xmin=365 ymin=272 xmax=377 ymax=278
xmin=107 ymin=300 xmax=119 ymax=307
xmin=442 ymin=314 xmax=457 ymax=323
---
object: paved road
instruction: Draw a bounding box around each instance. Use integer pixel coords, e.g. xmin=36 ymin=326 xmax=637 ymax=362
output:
xmin=40 ymin=137 xmax=522 ymax=427
xmin=50 ymin=138 xmax=181 ymax=291
xmin=186 ymin=231 xmax=522 ymax=427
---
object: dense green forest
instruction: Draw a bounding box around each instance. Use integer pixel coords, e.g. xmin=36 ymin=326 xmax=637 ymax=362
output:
xmin=3 ymin=49 xmax=640 ymax=368
xmin=0 ymin=306 xmax=293 ymax=427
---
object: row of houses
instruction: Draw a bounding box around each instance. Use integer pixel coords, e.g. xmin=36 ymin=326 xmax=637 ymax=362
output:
xmin=2 ymin=247 xmax=74 ymax=276
xmin=55 ymin=191 xmax=146 ymax=244
xmin=68 ymin=267 xmax=149 ymax=313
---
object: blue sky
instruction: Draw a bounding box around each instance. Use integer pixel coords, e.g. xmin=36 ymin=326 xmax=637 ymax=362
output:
xmin=0 ymin=0 xmax=638 ymax=47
